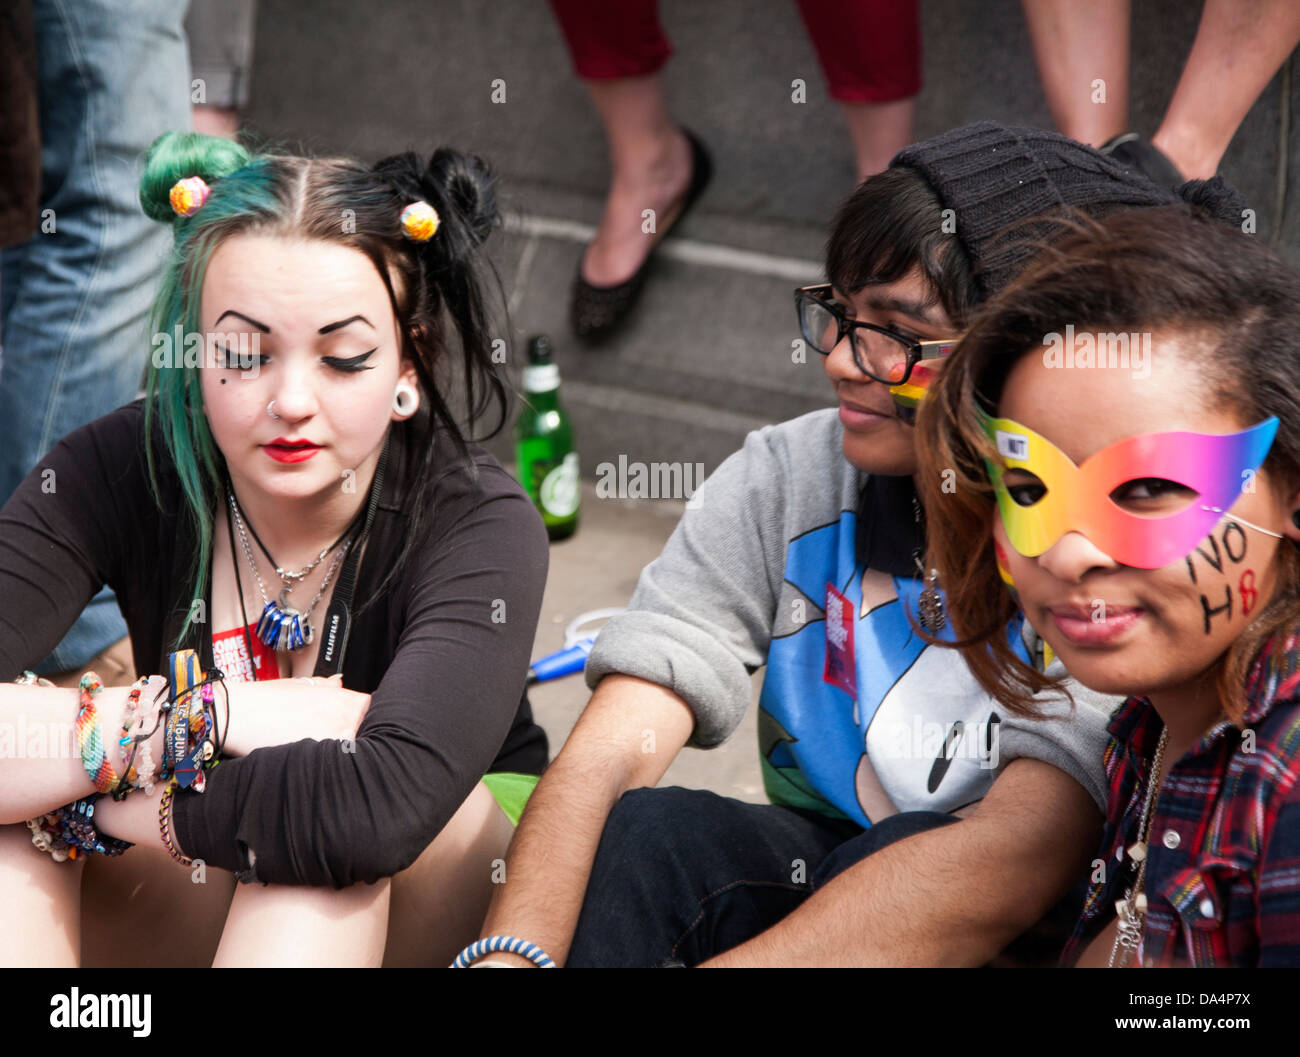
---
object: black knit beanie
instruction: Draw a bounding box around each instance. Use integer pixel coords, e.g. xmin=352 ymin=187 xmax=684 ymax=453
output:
xmin=890 ymin=120 xmax=1248 ymax=299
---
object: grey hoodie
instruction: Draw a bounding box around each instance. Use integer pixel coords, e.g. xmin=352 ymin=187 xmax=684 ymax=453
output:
xmin=586 ymin=409 xmax=1119 ymax=824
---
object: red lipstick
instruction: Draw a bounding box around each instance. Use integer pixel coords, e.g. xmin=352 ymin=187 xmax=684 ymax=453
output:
xmin=263 ymin=437 xmax=321 ymax=464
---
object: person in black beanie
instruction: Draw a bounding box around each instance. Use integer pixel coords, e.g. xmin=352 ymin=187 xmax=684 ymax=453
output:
xmin=474 ymin=121 xmax=1252 ymax=969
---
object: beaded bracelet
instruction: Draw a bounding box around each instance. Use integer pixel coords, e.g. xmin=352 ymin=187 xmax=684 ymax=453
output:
xmin=26 ymin=796 xmax=132 ymax=860
xmin=451 ymin=936 xmax=556 ymax=968
xmin=15 ymin=669 xmax=54 ymax=686
xmin=113 ymin=675 xmax=169 ymax=799
xmin=157 ymin=780 xmax=193 ymax=866
xmin=112 ymin=678 xmax=146 ymax=796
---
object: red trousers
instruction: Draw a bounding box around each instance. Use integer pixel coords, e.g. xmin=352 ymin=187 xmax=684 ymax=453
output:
xmin=548 ymin=0 xmax=920 ymax=103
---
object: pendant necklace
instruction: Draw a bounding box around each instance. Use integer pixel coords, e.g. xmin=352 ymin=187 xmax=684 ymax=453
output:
xmin=1108 ymin=725 xmax=1169 ymax=968
xmin=911 ymin=492 xmax=946 ymax=634
xmin=225 ymin=484 xmax=360 ymax=652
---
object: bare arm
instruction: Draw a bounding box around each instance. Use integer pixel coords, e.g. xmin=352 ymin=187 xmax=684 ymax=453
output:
xmin=0 ymin=683 xmax=140 ymax=822
xmin=0 ymin=675 xmax=368 ymax=826
xmin=703 ymin=757 xmax=1101 ymax=967
xmin=479 ymin=674 xmax=695 ymax=966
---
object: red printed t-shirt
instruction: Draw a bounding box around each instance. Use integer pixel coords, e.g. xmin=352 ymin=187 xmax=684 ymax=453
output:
xmin=211 ymin=624 xmax=281 ymax=683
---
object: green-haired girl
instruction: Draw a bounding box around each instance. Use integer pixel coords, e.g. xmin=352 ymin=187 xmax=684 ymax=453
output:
xmin=0 ymin=133 xmax=549 ymax=966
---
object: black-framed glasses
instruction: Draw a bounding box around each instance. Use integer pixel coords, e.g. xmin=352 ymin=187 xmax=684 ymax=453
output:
xmin=793 ymin=283 xmax=957 ymax=385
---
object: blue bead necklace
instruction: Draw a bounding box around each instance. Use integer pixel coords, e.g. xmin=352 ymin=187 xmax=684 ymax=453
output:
xmin=226 ymin=486 xmax=358 ymax=652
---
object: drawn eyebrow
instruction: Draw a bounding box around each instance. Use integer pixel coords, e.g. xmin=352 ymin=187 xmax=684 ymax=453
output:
xmin=214 ymin=310 xmax=271 ymax=332
xmin=318 ymin=315 xmax=375 ymax=335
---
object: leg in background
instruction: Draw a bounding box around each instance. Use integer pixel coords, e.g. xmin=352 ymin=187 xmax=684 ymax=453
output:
xmin=186 ymin=0 xmax=257 ymax=141
xmin=796 ymin=0 xmax=922 ymax=180
xmin=1019 ymin=0 xmax=1131 ymax=147
xmin=547 ymin=0 xmax=694 ymax=287
xmin=1152 ymin=0 xmax=1300 ymax=179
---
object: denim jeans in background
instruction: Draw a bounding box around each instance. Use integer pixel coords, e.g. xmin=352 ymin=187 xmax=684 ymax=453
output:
xmin=566 ymin=785 xmax=957 ymax=967
xmin=0 ymin=0 xmax=191 ymax=672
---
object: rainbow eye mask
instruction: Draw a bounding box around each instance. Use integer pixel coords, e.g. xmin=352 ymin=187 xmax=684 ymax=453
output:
xmin=980 ymin=411 xmax=1278 ymax=569
xmin=888 ymin=344 xmax=955 ymax=424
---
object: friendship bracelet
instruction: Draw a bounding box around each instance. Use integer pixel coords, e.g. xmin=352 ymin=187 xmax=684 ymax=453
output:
xmin=13 ymin=670 xmax=130 ymax=862
xmin=452 ymin=936 xmax=556 ymax=968
xmin=74 ymin=672 xmax=120 ymax=794
xmin=158 ymin=781 xmax=193 ymax=866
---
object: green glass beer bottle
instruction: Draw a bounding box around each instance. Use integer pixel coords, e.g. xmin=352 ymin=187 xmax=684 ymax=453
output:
xmin=515 ymin=335 xmax=579 ymax=540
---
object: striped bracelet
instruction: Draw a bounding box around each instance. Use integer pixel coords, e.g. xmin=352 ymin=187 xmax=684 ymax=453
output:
xmin=452 ymin=936 xmax=556 ymax=968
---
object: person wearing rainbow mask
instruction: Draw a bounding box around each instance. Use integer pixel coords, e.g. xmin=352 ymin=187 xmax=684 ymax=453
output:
xmin=476 ymin=123 xmax=1249 ymax=968
xmin=917 ymin=205 xmax=1300 ymax=967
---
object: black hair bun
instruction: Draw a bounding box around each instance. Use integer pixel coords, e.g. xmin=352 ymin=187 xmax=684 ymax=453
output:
xmin=424 ymin=148 xmax=499 ymax=250
xmin=372 ymin=147 xmax=499 ymax=266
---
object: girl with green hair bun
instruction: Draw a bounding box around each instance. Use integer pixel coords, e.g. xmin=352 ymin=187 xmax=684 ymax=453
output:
xmin=0 ymin=132 xmax=550 ymax=966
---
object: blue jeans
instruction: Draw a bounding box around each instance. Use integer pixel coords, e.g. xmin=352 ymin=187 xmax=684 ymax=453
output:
xmin=567 ymin=786 xmax=958 ymax=967
xmin=0 ymin=0 xmax=191 ymax=672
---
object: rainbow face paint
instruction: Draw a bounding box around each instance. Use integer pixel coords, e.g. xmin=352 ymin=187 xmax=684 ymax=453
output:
xmin=993 ymin=537 xmax=1017 ymax=591
xmin=889 ymin=345 xmax=955 ymax=424
xmin=980 ymin=411 xmax=1278 ymax=570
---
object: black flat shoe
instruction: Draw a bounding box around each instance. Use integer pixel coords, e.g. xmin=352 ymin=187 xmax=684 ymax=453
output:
xmin=1100 ymin=132 xmax=1185 ymax=191
xmin=571 ymin=128 xmax=713 ymax=343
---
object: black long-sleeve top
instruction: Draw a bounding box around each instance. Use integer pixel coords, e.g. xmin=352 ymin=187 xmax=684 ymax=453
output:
xmin=0 ymin=398 xmax=550 ymax=887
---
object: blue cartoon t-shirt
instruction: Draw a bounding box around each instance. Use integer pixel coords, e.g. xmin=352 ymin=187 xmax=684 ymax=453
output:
xmin=586 ymin=409 xmax=1115 ymax=823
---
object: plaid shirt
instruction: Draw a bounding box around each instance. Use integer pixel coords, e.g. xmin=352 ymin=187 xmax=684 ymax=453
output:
xmin=1061 ymin=629 xmax=1300 ymax=968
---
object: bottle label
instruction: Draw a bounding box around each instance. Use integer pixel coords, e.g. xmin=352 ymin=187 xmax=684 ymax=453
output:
xmin=539 ymin=452 xmax=580 ymax=518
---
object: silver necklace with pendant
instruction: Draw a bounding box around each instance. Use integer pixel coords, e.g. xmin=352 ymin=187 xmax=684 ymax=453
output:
xmin=1108 ymin=726 xmax=1169 ymax=968
xmin=226 ymin=486 xmax=353 ymax=652
xmin=911 ymin=493 xmax=946 ymax=634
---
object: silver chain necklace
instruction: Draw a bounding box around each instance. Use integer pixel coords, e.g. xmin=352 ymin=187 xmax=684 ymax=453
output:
xmin=1108 ymin=725 xmax=1170 ymax=968
xmin=226 ymin=487 xmax=352 ymax=652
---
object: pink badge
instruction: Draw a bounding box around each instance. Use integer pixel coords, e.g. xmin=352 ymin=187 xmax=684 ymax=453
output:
xmin=823 ymin=582 xmax=857 ymax=699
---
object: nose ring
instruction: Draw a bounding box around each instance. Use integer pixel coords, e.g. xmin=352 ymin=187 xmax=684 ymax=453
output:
xmin=267 ymin=400 xmax=280 ymax=420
